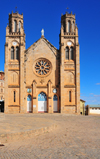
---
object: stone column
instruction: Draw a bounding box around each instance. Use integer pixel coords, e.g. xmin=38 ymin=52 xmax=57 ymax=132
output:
xmin=60 ymin=37 xmax=65 ymax=113
xmin=4 ymin=43 xmax=8 ymax=113
xmin=32 ymin=80 xmax=37 ymax=113
xmin=75 ymin=44 xmax=80 ymax=114
xmin=48 ymin=80 xmax=53 ymax=113
xmin=19 ymin=43 xmax=25 ymax=113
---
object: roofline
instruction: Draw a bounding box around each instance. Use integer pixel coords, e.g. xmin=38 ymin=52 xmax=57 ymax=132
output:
xmin=25 ymin=37 xmax=59 ymax=52
xmin=89 ymin=104 xmax=100 ymax=107
xmin=80 ymin=99 xmax=86 ymax=102
xmin=0 ymin=71 xmax=4 ymax=73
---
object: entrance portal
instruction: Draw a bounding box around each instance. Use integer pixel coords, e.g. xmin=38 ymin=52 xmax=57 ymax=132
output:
xmin=27 ymin=95 xmax=32 ymax=113
xmin=38 ymin=92 xmax=47 ymax=113
xmin=53 ymin=95 xmax=58 ymax=112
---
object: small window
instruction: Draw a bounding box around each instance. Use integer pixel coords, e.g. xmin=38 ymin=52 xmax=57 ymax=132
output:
xmin=14 ymin=20 xmax=17 ymax=32
xmin=65 ymin=47 xmax=69 ymax=60
xmin=69 ymin=91 xmax=71 ymax=102
xmin=14 ymin=91 xmax=16 ymax=102
xmin=11 ymin=47 xmax=14 ymax=60
xmin=70 ymin=47 xmax=73 ymax=60
xmin=16 ymin=46 xmax=19 ymax=60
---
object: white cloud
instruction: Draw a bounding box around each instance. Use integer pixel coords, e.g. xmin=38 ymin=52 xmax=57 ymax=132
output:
xmin=90 ymin=93 xmax=94 ymax=95
xmin=96 ymin=83 xmax=100 ymax=85
xmin=94 ymin=95 xmax=100 ymax=97
xmin=80 ymin=93 xmax=100 ymax=105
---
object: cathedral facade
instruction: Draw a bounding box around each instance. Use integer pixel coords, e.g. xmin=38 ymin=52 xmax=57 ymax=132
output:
xmin=4 ymin=11 xmax=80 ymax=114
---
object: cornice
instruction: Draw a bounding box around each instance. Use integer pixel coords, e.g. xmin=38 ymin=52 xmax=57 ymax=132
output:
xmin=8 ymin=85 xmax=19 ymax=88
xmin=64 ymin=85 xmax=75 ymax=88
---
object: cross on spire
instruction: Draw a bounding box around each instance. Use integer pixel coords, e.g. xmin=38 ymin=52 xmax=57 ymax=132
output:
xmin=66 ymin=7 xmax=69 ymax=13
xmin=15 ymin=6 xmax=18 ymax=13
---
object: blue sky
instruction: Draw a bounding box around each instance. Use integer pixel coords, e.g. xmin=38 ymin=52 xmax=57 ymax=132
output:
xmin=0 ymin=0 xmax=100 ymax=105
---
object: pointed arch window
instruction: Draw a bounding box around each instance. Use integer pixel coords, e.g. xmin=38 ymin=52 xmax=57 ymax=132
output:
xmin=68 ymin=21 xmax=71 ymax=33
xmin=11 ymin=47 xmax=14 ymax=60
xmin=63 ymin=21 xmax=66 ymax=32
xmin=14 ymin=20 xmax=17 ymax=32
xmin=19 ymin=21 xmax=21 ymax=32
xmin=70 ymin=47 xmax=73 ymax=60
xmin=16 ymin=46 xmax=19 ymax=60
xmin=9 ymin=20 xmax=12 ymax=32
xmin=72 ymin=21 xmax=74 ymax=32
xmin=65 ymin=47 xmax=69 ymax=60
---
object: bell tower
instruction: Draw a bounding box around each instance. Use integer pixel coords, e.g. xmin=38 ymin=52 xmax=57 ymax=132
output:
xmin=5 ymin=11 xmax=25 ymax=113
xmin=60 ymin=11 xmax=80 ymax=114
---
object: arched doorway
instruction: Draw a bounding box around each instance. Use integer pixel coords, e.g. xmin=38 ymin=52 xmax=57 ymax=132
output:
xmin=53 ymin=95 xmax=58 ymax=112
xmin=27 ymin=95 xmax=32 ymax=113
xmin=38 ymin=92 xmax=47 ymax=113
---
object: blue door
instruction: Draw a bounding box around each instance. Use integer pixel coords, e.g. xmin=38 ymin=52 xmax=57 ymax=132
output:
xmin=27 ymin=95 xmax=32 ymax=112
xmin=38 ymin=92 xmax=47 ymax=112
xmin=53 ymin=95 xmax=58 ymax=112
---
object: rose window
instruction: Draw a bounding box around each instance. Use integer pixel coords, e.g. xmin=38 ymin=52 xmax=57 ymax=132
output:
xmin=34 ymin=59 xmax=51 ymax=76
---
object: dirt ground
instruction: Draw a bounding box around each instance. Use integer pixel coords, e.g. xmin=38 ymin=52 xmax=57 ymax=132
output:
xmin=0 ymin=114 xmax=100 ymax=159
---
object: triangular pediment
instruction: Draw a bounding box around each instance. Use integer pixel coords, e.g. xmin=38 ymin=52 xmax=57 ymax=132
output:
xmin=25 ymin=37 xmax=59 ymax=62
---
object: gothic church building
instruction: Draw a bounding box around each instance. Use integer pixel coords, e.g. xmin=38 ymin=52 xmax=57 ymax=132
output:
xmin=5 ymin=11 xmax=80 ymax=114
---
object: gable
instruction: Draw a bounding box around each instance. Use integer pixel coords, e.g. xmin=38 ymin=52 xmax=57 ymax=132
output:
xmin=25 ymin=37 xmax=59 ymax=62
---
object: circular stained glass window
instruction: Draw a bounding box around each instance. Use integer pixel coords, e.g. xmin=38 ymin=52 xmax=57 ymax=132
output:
xmin=34 ymin=59 xmax=51 ymax=76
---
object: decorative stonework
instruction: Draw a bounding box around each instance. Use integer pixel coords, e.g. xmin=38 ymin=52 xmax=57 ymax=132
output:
xmin=34 ymin=58 xmax=52 ymax=77
xmin=40 ymin=79 xmax=44 ymax=84
xmin=8 ymin=64 xmax=19 ymax=70
xmin=64 ymin=63 xmax=75 ymax=70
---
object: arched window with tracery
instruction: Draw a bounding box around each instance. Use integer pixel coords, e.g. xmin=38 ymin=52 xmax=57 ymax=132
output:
xmin=16 ymin=46 xmax=19 ymax=60
xmin=19 ymin=21 xmax=21 ymax=32
xmin=11 ymin=47 xmax=14 ymax=60
xmin=70 ymin=47 xmax=73 ymax=60
xmin=14 ymin=20 xmax=17 ymax=32
xmin=65 ymin=47 xmax=69 ymax=60
xmin=68 ymin=21 xmax=71 ymax=33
